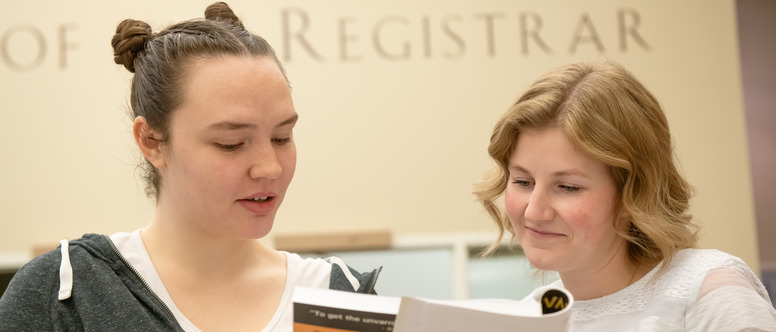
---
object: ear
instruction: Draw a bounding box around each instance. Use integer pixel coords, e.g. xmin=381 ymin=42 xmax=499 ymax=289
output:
xmin=133 ymin=117 xmax=166 ymax=169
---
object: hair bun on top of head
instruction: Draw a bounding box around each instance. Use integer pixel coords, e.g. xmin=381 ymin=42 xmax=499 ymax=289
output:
xmin=204 ymin=2 xmax=244 ymax=29
xmin=111 ymin=19 xmax=153 ymax=73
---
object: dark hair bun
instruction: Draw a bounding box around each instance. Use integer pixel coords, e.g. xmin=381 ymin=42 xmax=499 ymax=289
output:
xmin=205 ymin=2 xmax=244 ymax=28
xmin=111 ymin=19 xmax=153 ymax=73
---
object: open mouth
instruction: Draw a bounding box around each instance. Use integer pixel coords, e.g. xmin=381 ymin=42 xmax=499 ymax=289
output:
xmin=238 ymin=195 xmax=277 ymax=214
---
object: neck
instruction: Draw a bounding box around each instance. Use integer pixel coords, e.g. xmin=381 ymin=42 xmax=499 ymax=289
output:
xmin=559 ymin=246 xmax=645 ymax=301
xmin=141 ymin=205 xmax=279 ymax=280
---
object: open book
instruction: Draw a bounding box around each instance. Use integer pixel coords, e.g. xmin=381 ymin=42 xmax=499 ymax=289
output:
xmin=293 ymin=285 xmax=573 ymax=332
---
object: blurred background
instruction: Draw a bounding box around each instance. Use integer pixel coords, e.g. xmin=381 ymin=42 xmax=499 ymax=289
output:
xmin=0 ymin=0 xmax=773 ymax=302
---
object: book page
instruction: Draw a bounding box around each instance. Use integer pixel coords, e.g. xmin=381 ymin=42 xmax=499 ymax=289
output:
xmin=293 ymin=285 xmax=572 ymax=332
xmin=393 ymin=286 xmax=572 ymax=332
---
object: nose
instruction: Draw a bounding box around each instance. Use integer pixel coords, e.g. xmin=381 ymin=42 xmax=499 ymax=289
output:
xmin=524 ymin=187 xmax=555 ymax=222
xmin=249 ymin=144 xmax=283 ymax=180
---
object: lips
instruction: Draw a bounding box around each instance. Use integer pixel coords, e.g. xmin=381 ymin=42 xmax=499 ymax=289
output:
xmin=238 ymin=193 xmax=277 ymax=214
xmin=524 ymin=225 xmax=565 ymax=237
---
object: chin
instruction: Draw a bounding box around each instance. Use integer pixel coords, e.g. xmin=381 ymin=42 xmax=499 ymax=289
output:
xmin=246 ymin=224 xmax=274 ymax=240
xmin=522 ymin=246 xmax=560 ymax=271
xmin=233 ymin=218 xmax=275 ymax=240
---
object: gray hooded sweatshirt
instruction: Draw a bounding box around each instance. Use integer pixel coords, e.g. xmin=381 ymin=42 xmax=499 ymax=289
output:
xmin=0 ymin=233 xmax=380 ymax=331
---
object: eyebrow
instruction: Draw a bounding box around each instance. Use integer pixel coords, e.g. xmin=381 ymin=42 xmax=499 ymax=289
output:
xmin=509 ymin=165 xmax=587 ymax=178
xmin=207 ymin=113 xmax=299 ymax=131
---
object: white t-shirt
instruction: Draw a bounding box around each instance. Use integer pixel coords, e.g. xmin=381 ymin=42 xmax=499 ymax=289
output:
xmin=110 ymin=230 xmax=335 ymax=332
xmin=545 ymin=248 xmax=776 ymax=332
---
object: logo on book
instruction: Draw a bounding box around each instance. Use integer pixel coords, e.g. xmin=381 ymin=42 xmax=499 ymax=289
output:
xmin=541 ymin=289 xmax=569 ymax=314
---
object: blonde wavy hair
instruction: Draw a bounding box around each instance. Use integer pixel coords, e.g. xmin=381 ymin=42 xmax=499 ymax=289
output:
xmin=474 ymin=60 xmax=698 ymax=270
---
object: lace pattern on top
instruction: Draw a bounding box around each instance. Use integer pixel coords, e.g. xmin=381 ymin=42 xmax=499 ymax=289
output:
xmin=565 ymin=249 xmax=757 ymax=321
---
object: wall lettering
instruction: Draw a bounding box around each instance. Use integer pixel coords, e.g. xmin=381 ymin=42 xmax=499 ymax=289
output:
xmin=339 ymin=17 xmax=362 ymax=62
xmin=1 ymin=25 xmax=46 ymax=71
xmin=58 ymin=24 xmax=78 ymax=68
xmin=520 ymin=12 xmax=553 ymax=55
xmin=618 ymin=8 xmax=651 ymax=51
xmin=373 ymin=16 xmax=410 ymax=61
xmin=440 ymin=15 xmax=465 ymax=59
xmin=281 ymin=8 xmax=651 ymax=63
xmin=1 ymin=7 xmax=650 ymax=72
xmin=569 ymin=13 xmax=605 ymax=53
xmin=474 ymin=13 xmax=506 ymax=57
xmin=1 ymin=23 xmax=78 ymax=72
xmin=282 ymin=8 xmax=324 ymax=62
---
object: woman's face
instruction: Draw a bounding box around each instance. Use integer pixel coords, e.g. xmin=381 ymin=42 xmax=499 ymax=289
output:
xmin=156 ymin=56 xmax=297 ymax=240
xmin=505 ymin=127 xmax=628 ymax=278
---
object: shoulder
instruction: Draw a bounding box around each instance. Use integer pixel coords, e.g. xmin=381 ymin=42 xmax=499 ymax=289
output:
xmin=676 ymin=249 xmax=768 ymax=298
xmin=0 ymin=233 xmax=109 ymax=329
xmin=282 ymin=252 xmax=335 ymax=291
xmin=1 ymin=244 xmax=61 ymax=299
xmin=0 ymin=249 xmax=59 ymax=329
xmin=325 ymin=256 xmax=381 ymax=294
xmin=284 ymin=252 xmax=333 ymax=276
xmin=282 ymin=252 xmax=381 ymax=294
xmin=3 ymin=234 xmax=109 ymax=289
xmin=61 ymin=233 xmax=122 ymax=273
xmin=666 ymin=248 xmax=759 ymax=287
xmin=661 ymin=249 xmax=746 ymax=281
xmin=671 ymin=248 xmax=744 ymax=269
xmin=2 ymin=233 xmax=124 ymax=301
xmin=665 ymin=248 xmax=773 ymax=308
xmin=652 ymin=249 xmax=750 ymax=299
xmin=681 ymin=250 xmax=776 ymax=330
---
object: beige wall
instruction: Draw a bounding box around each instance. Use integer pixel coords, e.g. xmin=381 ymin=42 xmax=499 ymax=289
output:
xmin=0 ymin=1 xmax=761 ymax=272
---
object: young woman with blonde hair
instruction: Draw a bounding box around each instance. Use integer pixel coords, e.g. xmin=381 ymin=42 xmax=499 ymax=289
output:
xmin=476 ymin=60 xmax=775 ymax=331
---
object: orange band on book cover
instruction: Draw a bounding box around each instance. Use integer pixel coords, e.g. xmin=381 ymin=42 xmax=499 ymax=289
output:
xmin=293 ymin=322 xmax=359 ymax=332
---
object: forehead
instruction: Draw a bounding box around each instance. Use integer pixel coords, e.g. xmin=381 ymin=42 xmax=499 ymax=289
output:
xmin=183 ymin=55 xmax=286 ymax=99
xmin=511 ymin=128 xmax=609 ymax=175
xmin=514 ymin=128 xmax=576 ymax=155
xmin=171 ymin=55 xmax=294 ymax=127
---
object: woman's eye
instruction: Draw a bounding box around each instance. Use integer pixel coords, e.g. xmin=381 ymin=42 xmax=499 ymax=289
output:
xmin=559 ymin=185 xmax=580 ymax=192
xmin=512 ymin=179 xmax=532 ymax=187
xmin=272 ymin=137 xmax=291 ymax=145
xmin=216 ymin=143 xmax=243 ymax=151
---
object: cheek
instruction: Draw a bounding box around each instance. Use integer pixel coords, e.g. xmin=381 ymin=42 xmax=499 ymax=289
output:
xmin=280 ymin=146 xmax=297 ymax=182
xmin=181 ymin=156 xmax=225 ymax=193
xmin=504 ymin=187 xmax=526 ymax=227
xmin=564 ymin=198 xmax=616 ymax=241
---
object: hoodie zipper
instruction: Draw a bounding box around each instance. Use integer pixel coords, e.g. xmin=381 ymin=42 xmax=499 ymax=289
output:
xmin=104 ymin=235 xmax=185 ymax=331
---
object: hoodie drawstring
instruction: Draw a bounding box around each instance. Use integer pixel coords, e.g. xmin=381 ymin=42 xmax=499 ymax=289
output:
xmin=58 ymin=239 xmax=73 ymax=300
xmin=325 ymin=256 xmax=361 ymax=291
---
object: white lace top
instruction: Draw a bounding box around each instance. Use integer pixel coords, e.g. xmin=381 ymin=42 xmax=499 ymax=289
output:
xmin=548 ymin=249 xmax=776 ymax=331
